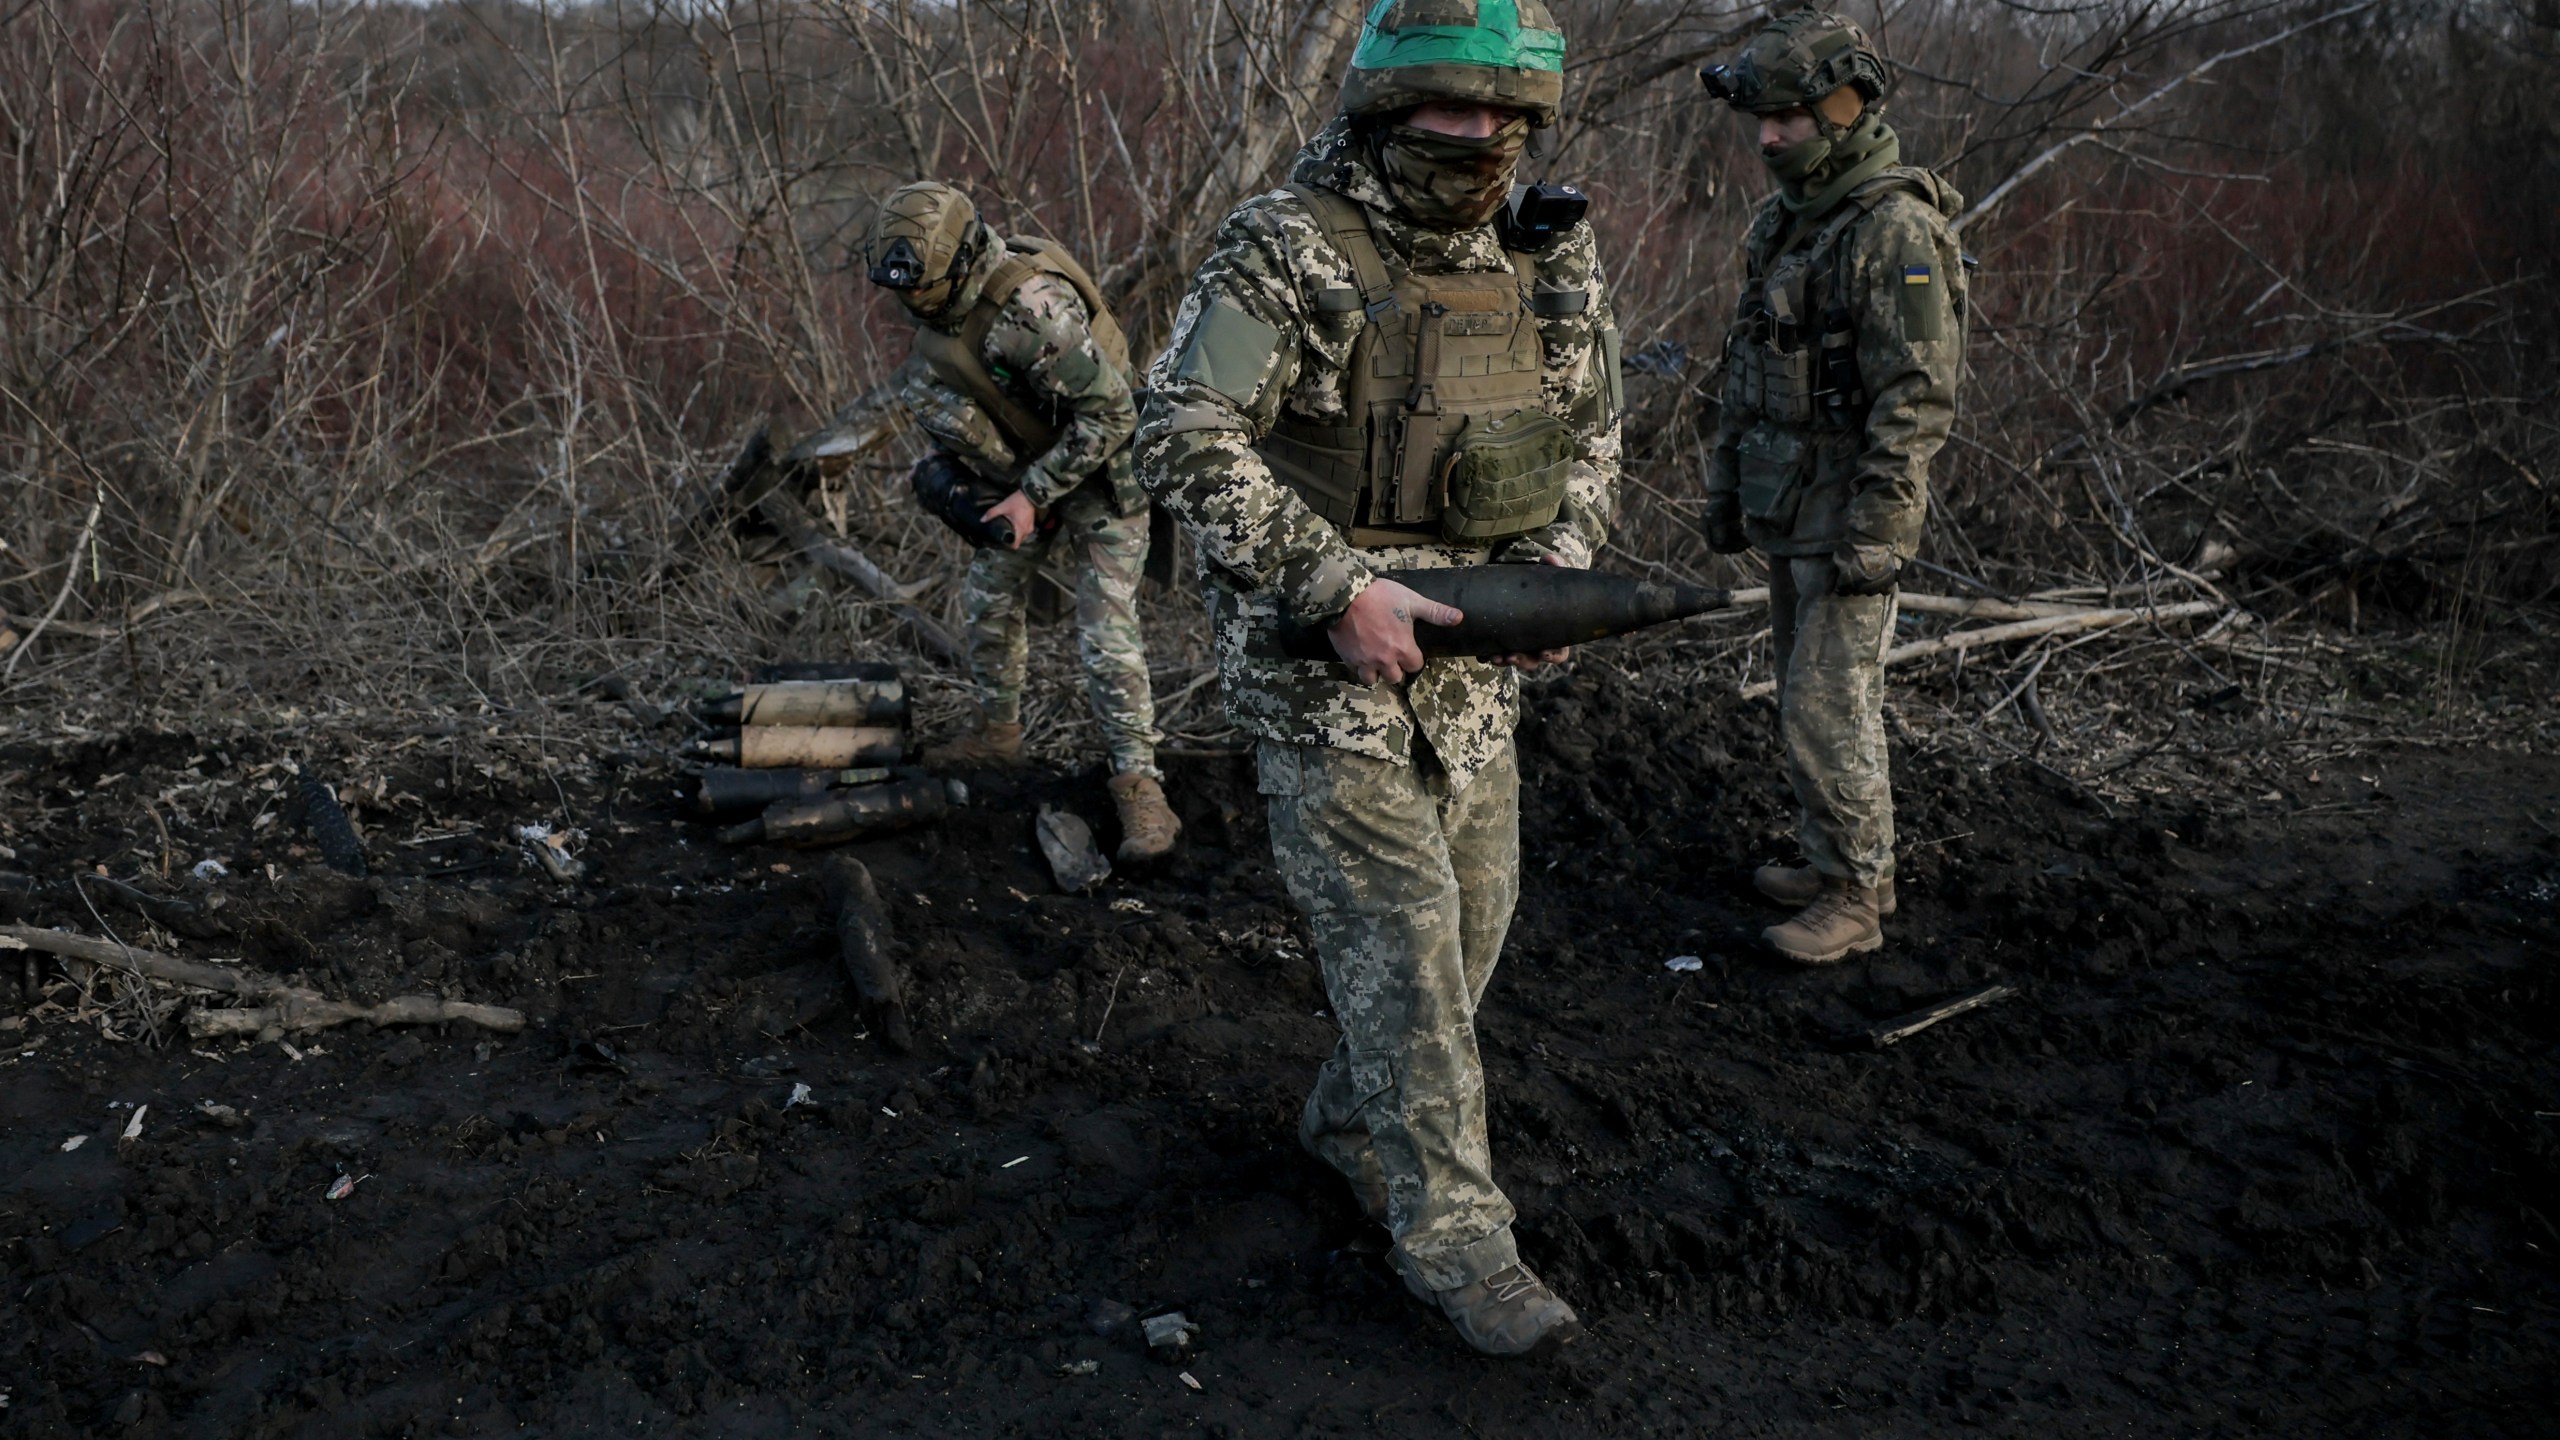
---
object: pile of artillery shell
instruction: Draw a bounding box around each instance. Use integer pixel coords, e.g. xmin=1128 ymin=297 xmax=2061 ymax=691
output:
xmin=686 ymin=676 xmax=911 ymax=769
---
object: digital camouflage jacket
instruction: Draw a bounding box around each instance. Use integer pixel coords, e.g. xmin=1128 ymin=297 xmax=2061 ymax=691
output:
xmin=896 ymin=242 xmax=1144 ymax=515
xmin=1136 ymin=118 xmax=1621 ymax=788
xmin=1706 ymin=165 xmax=1966 ymax=559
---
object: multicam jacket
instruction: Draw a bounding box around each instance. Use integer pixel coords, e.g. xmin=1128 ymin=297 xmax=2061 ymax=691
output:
xmin=896 ymin=242 xmax=1145 ymax=515
xmin=1136 ymin=118 xmax=1621 ymax=788
xmin=1706 ymin=167 xmax=1966 ymax=559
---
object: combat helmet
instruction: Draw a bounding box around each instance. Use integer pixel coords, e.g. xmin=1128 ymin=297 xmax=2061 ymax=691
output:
xmin=1338 ymin=0 xmax=1567 ymax=129
xmin=864 ymin=181 xmax=986 ymax=314
xmin=1700 ymin=10 xmax=1889 ymax=115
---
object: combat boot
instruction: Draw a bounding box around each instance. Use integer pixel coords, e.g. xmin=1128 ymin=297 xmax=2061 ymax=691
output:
xmin=1406 ymin=1261 xmax=1583 ymax=1358
xmin=921 ymin=720 xmax=1025 ymax=770
xmin=1753 ymin=862 xmax=1896 ymax=915
xmin=1107 ymin=773 xmax=1181 ymax=864
xmin=1764 ymin=878 xmax=1884 ymax=964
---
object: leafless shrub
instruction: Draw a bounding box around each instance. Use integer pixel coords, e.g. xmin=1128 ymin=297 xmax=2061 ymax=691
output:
xmin=0 ymin=0 xmax=2550 ymax=776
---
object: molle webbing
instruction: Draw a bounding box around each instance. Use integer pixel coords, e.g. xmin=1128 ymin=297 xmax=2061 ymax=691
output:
xmin=915 ymin=239 xmax=1133 ymax=460
xmin=1261 ymin=185 xmax=1560 ymax=546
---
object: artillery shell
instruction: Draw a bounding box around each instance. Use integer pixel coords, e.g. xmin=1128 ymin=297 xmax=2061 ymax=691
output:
xmin=720 ymin=777 xmax=948 ymax=846
xmin=695 ymin=679 xmax=907 ymax=728
xmin=686 ymin=726 xmax=905 ymax=769
xmin=691 ymin=766 xmax=894 ymax=816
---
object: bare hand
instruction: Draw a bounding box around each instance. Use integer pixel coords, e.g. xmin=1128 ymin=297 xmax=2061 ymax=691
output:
xmin=981 ymin=490 xmax=1039 ymax=550
xmin=1327 ymin=578 xmax=1465 ymax=687
xmin=1492 ymin=554 xmax=1573 ymax=670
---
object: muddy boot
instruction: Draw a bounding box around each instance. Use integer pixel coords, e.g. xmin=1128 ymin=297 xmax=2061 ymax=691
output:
xmin=1754 ymin=861 xmax=1896 ymax=916
xmin=1410 ymin=1262 xmax=1583 ymax=1358
xmin=1107 ymin=773 xmax=1181 ymax=864
xmin=1763 ymin=878 xmax=1885 ymax=964
xmin=921 ymin=719 xmax=1025 ymax=770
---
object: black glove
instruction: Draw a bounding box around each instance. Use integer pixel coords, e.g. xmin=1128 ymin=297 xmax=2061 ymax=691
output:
xmin=1831 ymin=542 xmax=1903 ymax=597
xmin=1702 ymin=491 xmax=1749 ymax=554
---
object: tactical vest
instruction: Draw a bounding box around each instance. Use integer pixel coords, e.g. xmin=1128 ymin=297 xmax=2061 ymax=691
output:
xmin=912 ymin=237 xmax=1134 ymax=462
xmin=1258 ymin=185 xmax=1579 ymax=549
xmin=1722 ymin=184 xmax=1907 ymax=438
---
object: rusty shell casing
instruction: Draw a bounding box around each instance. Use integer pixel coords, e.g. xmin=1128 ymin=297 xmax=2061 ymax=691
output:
xmin=697 ymin=679 xmax=908 ymax=728
xmin=691 ymin=766 xmax=894 ymax=816
xmin=749 ymin=777 xmax=949 ymax=846
xmin=687 ymin=726 xmax=905 ymax=769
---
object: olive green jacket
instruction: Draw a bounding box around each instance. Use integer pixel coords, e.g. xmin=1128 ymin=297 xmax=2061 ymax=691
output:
xmin=1707 ymin=167 xmax=1966 ymax=559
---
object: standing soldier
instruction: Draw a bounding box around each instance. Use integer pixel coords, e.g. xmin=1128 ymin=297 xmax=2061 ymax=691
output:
xmin=1138 ymin=0 xmax=1617 ymax=1357
xmin=1698 ymin=12 xmax=1967 ymax=963
xmin=863 ymin=182 xmax=1179 ymax=864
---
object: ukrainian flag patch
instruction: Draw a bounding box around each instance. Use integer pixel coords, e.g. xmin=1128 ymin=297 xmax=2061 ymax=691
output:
xmin=1903 ymin=265 xmax=1932 ymax=285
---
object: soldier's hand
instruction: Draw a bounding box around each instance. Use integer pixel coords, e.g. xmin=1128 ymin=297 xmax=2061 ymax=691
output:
xmin=1703 ymin=491 xmax=1749 ymax=555
xmin=1328 ymin=578 xmax=1464 ymax=687
xmin=981 ymin=490 xmax=1039 ymax=550
xmin=1493 ymin=553 xmax=1572 ymax=670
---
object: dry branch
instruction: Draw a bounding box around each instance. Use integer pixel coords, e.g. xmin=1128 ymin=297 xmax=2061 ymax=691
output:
xmin=1739 ymin=601 xmax=2224 ymax=699
xmin=1 ymin=925 xmax=525 ymax=1036
xmin=187 ymin=997 xmax=525 ymax=1039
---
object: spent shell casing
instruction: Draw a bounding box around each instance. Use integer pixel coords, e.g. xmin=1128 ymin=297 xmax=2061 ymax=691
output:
xmin=696 ymin=678 xmax=908 ymax=728
xmin=685 ymin=725 xmax=905 ymax=769
xmin=691 ymin=766 xmax=894 ymax=816
xmin=722 ymin=777 xmax=949 ymax=846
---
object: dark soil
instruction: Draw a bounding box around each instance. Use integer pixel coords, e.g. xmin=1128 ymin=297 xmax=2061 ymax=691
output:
xmin=3 ymin=672 xmax=2556 ymax=1437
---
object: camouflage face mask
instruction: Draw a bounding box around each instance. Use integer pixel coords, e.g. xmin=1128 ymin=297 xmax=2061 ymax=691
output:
xmin=1377 ymin=115 xmax=1531 ymax=230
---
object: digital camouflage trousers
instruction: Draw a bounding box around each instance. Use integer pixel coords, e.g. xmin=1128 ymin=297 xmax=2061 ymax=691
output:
xmin=1770 ymin=555 xmax=1898 ymax=889
xmin=1258 ymin=737 xmax=1523 ymax=1293
xmin=960 ymin=485 xmax=1161 ymax=779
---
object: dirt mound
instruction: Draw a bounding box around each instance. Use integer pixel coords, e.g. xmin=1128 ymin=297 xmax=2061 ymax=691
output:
xmin=2 ymin=672 xmax=2555 ymax=1436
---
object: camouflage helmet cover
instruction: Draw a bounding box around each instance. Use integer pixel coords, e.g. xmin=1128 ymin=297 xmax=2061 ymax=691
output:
xmin=1701 ymin=10 xmax=1889 ymax=115
xmin=1338 ymin=0 xmax=1568 ymax=129
xmin=865 ymin=181 xmax=983 ymax=293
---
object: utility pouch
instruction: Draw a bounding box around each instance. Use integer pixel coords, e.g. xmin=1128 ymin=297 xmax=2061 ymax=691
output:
xmin=1734 ymin=424 xmax=1810 ymax=526
xmin=1758 ymin=340 xmax=1816 ymax=425
xmin=1435 ymin=408 xmax=1573 ymax=543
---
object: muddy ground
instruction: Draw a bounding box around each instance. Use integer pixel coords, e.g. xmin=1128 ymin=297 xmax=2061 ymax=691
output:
xmin=2 ymin=670 xmax=2556 ymax=1438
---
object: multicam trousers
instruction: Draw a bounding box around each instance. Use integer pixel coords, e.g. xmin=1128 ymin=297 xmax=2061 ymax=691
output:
xmin=1769 ymin=556 xmax=1898 ymax=889
xmin=1258 ymin=737 xmax=1523 ymax=1293
xmin=960 ymin=485 xmax=1161 ymax=779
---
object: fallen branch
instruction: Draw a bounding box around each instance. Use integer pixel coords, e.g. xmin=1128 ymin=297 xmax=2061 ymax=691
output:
xmin=1740 ymin=601 xmax=2222 ymax=699
xmin=1725 ymin=587 xmax=2100 ymax=624
xmin=755 ymin=487 xmax=963 ymax=665
xmin=188 ymin=996 xmax=525 ymax=1038
xmin=1868 ymin=983 xmax=2017 ymax=1048
xmin=1 ymin=924 xmax=525 ymax=1036
xmin=1 ymin=923 xmax=257 ymax=994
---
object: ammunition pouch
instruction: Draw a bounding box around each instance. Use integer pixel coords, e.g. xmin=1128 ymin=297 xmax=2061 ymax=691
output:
xmin=1734 ymin=424 xmax=1810 ymax=527
xmin=1725 ymin=320 xmax=1817 ymax=426
xmin=1436 ymin=409 xmax=1573 ymax=542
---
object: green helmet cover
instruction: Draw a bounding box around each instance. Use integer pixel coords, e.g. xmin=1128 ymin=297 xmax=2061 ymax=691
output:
xmin=1701 ymin=10 xmax=1889 ymax=115
xmin=1338 ymin=0 xmax=1567 ymax=128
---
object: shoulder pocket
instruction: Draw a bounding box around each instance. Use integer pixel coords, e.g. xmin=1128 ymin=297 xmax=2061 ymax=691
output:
xmin=1173 ymin=298 xmax=1282 ymax=406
